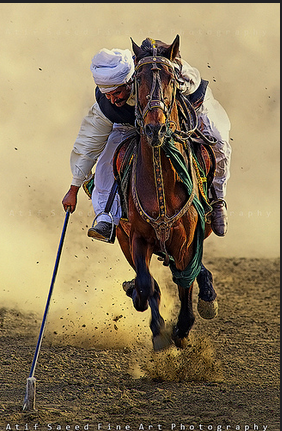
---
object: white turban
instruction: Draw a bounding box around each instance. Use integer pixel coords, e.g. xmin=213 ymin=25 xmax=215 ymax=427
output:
xmin=90 ymin=48 xmax=134 ymax=93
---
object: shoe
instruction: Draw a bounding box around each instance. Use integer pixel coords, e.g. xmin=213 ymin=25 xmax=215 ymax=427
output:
xmin=87 ymin=221 xmax=116 ymax=243
xmin=210 ymin=200 xmax=228 ymax=237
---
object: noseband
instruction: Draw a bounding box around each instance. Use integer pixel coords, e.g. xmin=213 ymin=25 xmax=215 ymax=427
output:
xmin=134 ymin=49 xmax=177 ymax=132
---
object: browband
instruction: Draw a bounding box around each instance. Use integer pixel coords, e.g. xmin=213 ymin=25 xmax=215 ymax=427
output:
xmin=135 ymin=55 xmax=174 ymax=72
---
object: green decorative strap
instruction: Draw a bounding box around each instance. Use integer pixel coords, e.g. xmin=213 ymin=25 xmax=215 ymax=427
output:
xmin=82 ymin=174 xmax=95 ymax=199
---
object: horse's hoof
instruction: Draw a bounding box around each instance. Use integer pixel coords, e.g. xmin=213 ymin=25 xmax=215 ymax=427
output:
xmin=152 ymin=332 xmax=173 ymax=351
xmin=197 ymin=297 xmax=218 ymax=319
xmin=171 ymin=327 xmax=189 ymax=349
xmin=122 ymin=279 xmax=135 ymax=297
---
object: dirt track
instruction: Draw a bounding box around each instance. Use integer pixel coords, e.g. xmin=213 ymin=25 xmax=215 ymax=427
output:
xmin=0 ymin=257 xmax=280 ymax=431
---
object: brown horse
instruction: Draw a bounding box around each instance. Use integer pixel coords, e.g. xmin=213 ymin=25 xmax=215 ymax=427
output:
xmin=114 ymin=35 xmax=218 ymax=350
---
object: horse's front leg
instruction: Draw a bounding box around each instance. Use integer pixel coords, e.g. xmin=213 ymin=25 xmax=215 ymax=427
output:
xmin=172 ymin=283 xmax=195 ymax=349
xmin=129 ymin=235 xmax=171 ymax=350
xmin=131 ymin=235 xmax=153 ymax=312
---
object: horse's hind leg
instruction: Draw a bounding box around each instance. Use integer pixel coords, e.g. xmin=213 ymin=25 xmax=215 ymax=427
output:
xmin=197 ymin=263 xmax=218 ymax=319
xmin=172 ymin=283 xmax=195 ymax=349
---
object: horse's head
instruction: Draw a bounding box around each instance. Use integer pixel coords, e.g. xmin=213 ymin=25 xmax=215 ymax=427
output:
xmin=131 ymin=35 xmax=180 ymax=147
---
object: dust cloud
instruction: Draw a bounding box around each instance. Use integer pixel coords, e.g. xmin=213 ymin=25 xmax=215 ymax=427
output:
xmin=141 ymin=334 xmax=223 ymax=383
xmin=0 ymin=4 xmax=279 ymax=348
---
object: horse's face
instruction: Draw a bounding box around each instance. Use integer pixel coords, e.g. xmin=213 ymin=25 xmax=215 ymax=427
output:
xmin=132 ymin=36 xmax=180 ymax=147
xmin=135 ymin=62 xmax=175 ymax=146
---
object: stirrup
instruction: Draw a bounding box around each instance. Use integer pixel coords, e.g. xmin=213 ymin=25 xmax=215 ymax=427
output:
xmin=90 ymin=211 xmax=116 ymax=243
xmin=210 ymin=198 xmax=227 ymax=208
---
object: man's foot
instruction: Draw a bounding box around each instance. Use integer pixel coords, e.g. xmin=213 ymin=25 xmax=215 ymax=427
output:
xmin=210 ymin=200 xmax=228 ymax=237
xmin=87 ymin=221 xmax=116 ymax=243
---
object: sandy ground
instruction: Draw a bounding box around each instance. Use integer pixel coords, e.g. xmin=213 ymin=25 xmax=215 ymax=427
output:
xmin=0 ymin=4 xmax=280 ymax=431
xmin=0 ymin=257 xmax=279 ymax=430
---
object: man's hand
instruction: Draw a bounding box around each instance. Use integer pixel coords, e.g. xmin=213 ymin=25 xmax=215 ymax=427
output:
xmin=62 ymin=185 xmax=80 ymax=213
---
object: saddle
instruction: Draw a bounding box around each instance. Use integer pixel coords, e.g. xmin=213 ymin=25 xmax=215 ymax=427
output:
xmin=113 ymin=134 xmax=138 ymax=220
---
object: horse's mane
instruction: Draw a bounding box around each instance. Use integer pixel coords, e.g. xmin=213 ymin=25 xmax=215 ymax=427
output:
xmin=137 ymin=37 xmax=181 ymax=63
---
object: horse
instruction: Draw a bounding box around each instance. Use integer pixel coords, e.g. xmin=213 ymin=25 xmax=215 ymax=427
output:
xmin=113 ymin=35 xmax=218 ymax=351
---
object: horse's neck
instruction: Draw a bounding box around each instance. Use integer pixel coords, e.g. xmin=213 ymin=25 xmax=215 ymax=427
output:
xmin=138 ymin=138 xmax=174 ymax=181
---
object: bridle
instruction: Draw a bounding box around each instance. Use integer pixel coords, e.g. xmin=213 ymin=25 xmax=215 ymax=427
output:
xmin=133 ymin=48 xmax=177 ymax=133
xmin=131 ymin=49 xmax=200 ymax=264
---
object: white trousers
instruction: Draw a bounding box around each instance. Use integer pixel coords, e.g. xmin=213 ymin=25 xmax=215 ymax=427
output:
xmin=92 ymin=90 xmax=231 ymax=224
xmin=91 ymin=124 xmax=136 ymax=225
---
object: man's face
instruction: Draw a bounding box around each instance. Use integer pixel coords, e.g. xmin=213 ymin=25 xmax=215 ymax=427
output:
xmin=104 ymin=84 xmax=131 ymax=107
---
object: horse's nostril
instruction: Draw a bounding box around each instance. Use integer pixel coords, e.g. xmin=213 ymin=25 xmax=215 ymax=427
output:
xmin=145 ymin=124 xmax=166 ymax=140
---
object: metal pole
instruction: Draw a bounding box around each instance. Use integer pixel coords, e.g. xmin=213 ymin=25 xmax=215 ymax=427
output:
xmin=23 ymin=208 xmax=71 ymax=410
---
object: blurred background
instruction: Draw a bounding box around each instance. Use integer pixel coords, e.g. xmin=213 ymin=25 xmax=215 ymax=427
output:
xmin=0 ymin=4 xmax=279 ymax=346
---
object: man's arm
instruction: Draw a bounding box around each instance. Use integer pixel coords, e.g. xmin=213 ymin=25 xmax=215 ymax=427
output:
xmin=175 ymin=59 xmax=201 ymax=95
xmin=62 ymin=102 xmax=113 ymax=212
xmin=70 ymin=102 xmax=113 ymax=186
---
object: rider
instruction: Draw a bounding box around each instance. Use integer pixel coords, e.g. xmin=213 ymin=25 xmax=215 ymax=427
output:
xmin=62 ymin=41 xmax=231 ymax=241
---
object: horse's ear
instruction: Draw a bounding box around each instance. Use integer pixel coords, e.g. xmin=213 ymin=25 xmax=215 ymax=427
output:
xmin=130 ymin=37 xmax=143 ymax=58
xmin=168 ymin=34 xmax=180 ymax=61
